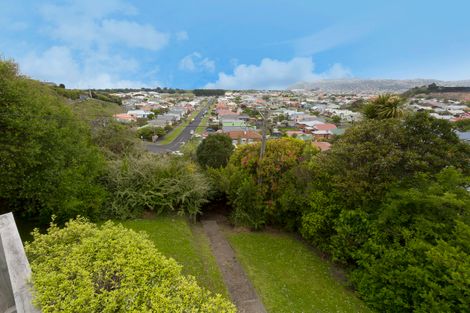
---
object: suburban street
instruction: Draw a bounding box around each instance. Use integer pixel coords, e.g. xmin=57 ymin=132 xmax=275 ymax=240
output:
xmin=146 ymin=106 xmax=207 ymax=154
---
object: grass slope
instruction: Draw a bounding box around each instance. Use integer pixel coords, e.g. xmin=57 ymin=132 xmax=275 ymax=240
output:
xmin=119 ymin=216 xmax=228 ymax=297
xmin=228 ymin=232 xmax=372 ymax=313
xmin=70 ymin=98 xmax=124 ymax=121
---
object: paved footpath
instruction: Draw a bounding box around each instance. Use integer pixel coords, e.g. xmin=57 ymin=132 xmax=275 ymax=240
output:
xmin=202 ymin=220 xmax=267 ymax=313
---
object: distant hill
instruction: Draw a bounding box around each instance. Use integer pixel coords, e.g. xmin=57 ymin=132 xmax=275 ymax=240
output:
xmin=290 ymin=79 xmax=470 ymax=93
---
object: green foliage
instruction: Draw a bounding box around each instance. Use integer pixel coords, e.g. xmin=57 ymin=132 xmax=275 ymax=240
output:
xmin=453 ymin=118 xmax=470 ymax=131
xmin=335 ymin=168 xmax=470 ymax=312
xmin=120 ymin=217 xmax=229 ymax=297
xmin=69 ymin=98 xmax=139 ymax=158
xmin=92 ymin=121 xmax=141 ymax=158
xmin=136 ymin=126 xmax=165 ymax=141
xmin=331 ymin=115 xmax=341 ymax=124
xmin=316 ymin=113 xmax=469 ymax=208
xmin=90 ymin=91 xmax=122 ymax=105
xmin=25 ymin=218 xmax=235 ymax=313
xmin=193 ymin=89 xmax=225 ymax=96
xmin=0 ymin=60 xmax=106 ymax=222
xmin=50 ymin=86 xmax=81 ymax=99
xmin=104 ymin=155 xmax=210 ymax=220
xmin=220 ymin=138 xmax=314 ymax=229
xmin=363 ymin=94 xmax=405 ymax=119
xmin=196 ymin=133 xmax=234 ymax=168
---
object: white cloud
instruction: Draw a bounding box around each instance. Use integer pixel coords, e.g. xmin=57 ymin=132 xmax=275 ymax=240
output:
xmin=17 ymin=1 xmax=170 ymax=88
xmin=176 ymin=31 xmax=188 ymax=41
xmin=321 ymin=63 xmax=352 ymax=79
xmin=19 ymin=46 xmax=151 ymax=89
xmin=100 ymin=19 xmax=169 ymax=51
xmin=39 ymin=2 xmax=169 ymax=51
xmin=179 ymin=52 xmax=215 ymax=72
xmin=205 ymin=57 xmax=352 ymax=90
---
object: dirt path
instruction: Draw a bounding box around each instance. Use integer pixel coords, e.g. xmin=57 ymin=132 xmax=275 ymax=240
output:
xmin=202 ymin=220 xmax=267 ymax=313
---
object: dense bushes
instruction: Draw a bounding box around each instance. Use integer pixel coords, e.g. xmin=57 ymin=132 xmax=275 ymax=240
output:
xmin=0 ymin=60 xmax=106 ymax=222
xmin=217 ymin=138 xmax=316 ymax=229
xmin=104 ymin=154 xmax=210 ymax=220
xmin=25 ymin=219 xmax=235 ymax=312
xmin=217 ymin=112 xmax=470 ymax=312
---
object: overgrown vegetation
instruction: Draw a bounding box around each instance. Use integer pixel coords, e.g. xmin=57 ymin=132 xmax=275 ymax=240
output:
xmin=26 ymin=218 xmax=235 ymax=312
xmin=216 ymin=111 xmax=470 ymax=312
xmin=104 ymin=154 xmax=210 ymax=220
xmin=0 ymin=60 xmax=107 ymax=223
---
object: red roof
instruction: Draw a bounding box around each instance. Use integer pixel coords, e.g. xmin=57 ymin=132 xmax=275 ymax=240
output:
xmin=314 ymin=123 xmax=337 ymax=131
xmin=312 ymin=141 xmax=332 ymax=151
xmin=226 ymin=131 xmax=262 ymax=140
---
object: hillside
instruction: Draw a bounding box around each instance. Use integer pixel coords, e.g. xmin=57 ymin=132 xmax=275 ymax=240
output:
xmin=290 ymin=79 xmax=470 ymax=93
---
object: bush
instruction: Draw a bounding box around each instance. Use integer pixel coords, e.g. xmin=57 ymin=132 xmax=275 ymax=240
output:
xmin=220 ymin=138 xmax=313 ymax=229
xmin=104 ymin=154 xmax=210 ymax=219
xmin=0 ymin=60 xmax=106 ymax=222
xmin=136 ymin=126 xmax=165 ymax=141
xmin=25 ymin=219 xmax=235 ymax=313
xmin=197 ymin=134 xmax=234 ymax=168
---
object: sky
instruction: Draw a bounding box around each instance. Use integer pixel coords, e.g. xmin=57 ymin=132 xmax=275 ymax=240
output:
xmin=1 ymin=0 xmax=470 ymax=89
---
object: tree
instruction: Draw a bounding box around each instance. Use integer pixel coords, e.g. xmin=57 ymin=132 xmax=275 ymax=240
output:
xmin=315 ymin=113 xmax=469 ymax=208
xmin=331 ymin=115 xmax=341 ymax=125
xmin=220 ymin=138 xmax=315 ymax=229
xmin=26 ymin=219 xmax=235 ymax=313
xmin=196 ymin=134 xmax=234 ymax=168
xmin=363 ymin=94 xmax=405 ymax=119
xmin=0 ymin=60 xmax=106 ymax=222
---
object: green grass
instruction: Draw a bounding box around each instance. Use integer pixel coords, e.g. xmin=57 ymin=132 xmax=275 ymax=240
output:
xmin=159 ymin=109 xmax=202 ymax=144
xmin=118 ymin=216 xmax=228 ymax=297
xmin=228 ymin=232 xmax=372 ymax=313
xmin=70 ymin=98 xmax=124 ymax=121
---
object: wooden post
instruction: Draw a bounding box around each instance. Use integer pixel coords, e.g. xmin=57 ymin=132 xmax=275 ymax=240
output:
xmin=0 ymin=213 xmax=40 ymax=313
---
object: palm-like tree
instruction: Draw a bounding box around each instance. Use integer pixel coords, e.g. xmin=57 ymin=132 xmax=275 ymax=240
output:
xmin=364 ymin=94 xmax=405 ymax=119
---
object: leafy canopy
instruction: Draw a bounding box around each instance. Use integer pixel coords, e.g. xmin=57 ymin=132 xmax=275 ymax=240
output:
xmin=0 ymin=60 xmax=106 ymax=222
xmin=196 ymin=133 xmax=234 ymax=168
xmin=26 ymin=218 xmax=235 ymax=313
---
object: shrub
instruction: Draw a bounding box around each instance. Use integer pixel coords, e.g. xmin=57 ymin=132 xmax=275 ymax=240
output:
xmin=196 ymin=134 xmax=234 ymax=168
xmin=26 ymin=219 xmax=235 ymax=313
xmin=0 ymin=60 xmax=106 ymax=222
xmin=221 ymin=138 xmax=313 ymax=229
xmin=136 ymin=126 xmax=165 ymax=141
xmin=104 ymin=154 xmax=210 ymax=219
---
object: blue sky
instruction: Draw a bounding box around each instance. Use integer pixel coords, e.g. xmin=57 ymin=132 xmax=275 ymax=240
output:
xmin=1 ymin=0 xmax=470 ymax=89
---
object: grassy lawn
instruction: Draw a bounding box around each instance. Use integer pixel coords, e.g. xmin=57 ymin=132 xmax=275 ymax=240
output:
xmin=118 ymin=216 xmax=228 ymax=297
xmin=228 ymin=231 xmax=372 ymax=313
xmin=159 ymin=109 xmax=201 ymax=144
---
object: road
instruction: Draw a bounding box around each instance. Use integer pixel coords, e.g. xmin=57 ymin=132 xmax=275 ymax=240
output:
xmin=146 ymin=106 xmax=207 ymax=154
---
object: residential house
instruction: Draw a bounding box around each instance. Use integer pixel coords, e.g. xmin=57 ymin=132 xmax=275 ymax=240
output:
xmin=113 ymin=113 xmax=137 ymax=123
xmin=127 ymin=110 xmax=152 ymax=119
xmin=227 ymin=130 xmax=262 ymax=146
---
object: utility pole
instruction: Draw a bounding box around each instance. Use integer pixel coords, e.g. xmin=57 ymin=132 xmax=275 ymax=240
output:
xmin=258 ymin=108 xmax=269 ymax=160
xmin=257 ymin=106 xmax=270 ymax=185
